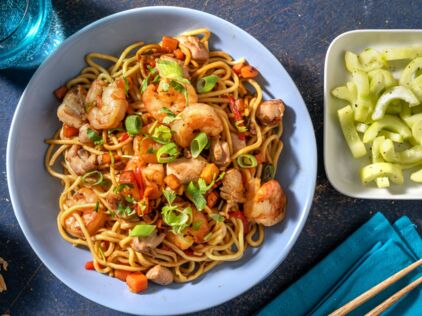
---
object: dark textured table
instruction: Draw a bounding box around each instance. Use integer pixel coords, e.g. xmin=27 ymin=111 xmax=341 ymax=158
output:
xmin=1 ymin=0 xmax=421 ymax=315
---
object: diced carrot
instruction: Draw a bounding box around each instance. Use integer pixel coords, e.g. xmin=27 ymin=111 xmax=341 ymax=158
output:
xmin=164 ymin=174 xmax=181 ymax=190
xmin=232 ymin=63 xmax=244 ymax=75
xmin=200 ymin=163 xmax=219 ymax=184
xmin=174 ymin=49 xmax=185 ymax=60
xmin=240 ymin=65 xmax=259 ymax=78
xmin=63 ymin=124 xmax=79 ymax=138
xmin=54 ymin=85 xmax=68 ymax=100
xmin=126 ymin=272 xmax=148 ymax=293
xmin=101 ymin=153 xmax=111 ymax=164
xmin=85 ymin=261 xmax=95 ymax=270
xmin=115 ymin=269 xmax=131 ymax=282
xmin=119 ymin=170 xmax=140 ymax=200
xmin=161 ymin=36 xmax=179 ymax=52
xmin=206 ymin=191 xmax=219 ymax=208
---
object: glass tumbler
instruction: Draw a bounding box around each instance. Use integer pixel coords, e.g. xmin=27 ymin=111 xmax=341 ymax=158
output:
xmin=0 ymin=0 xmax=52 ymax=69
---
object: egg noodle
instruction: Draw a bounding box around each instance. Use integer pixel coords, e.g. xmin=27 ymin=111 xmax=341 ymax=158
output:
xmin=44 ymin=29 xmax=286 ymax=289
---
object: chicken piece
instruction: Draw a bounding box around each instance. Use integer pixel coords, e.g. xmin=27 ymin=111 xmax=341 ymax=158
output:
xmin=220 ymin=169 xmax=246 ymax=203
xmin=57 ymin=86 xmax=87 ymax=128
xmin=159 ymin=55 xmax=190 ymax=79
xmin=230 ymin=132 xmax=246 ymax=154
xmin=211 ymin=138 xmax=230 ymax=167
xmin=146 ymin=265 xmax=174 ymax=285
xmin=177 ymin=36 xmax=209 ymax=62
xmin=65 ymin=145 xmax=97 ymax=175
xmin=256 ymin=99 xmax=285 ymax=125
xmin=132 ymin=231 xmax=165 ymax=254
xmin=166 ymin=157 xmax=207 ymax=184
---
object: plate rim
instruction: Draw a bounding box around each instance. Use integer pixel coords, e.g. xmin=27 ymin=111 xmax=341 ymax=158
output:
xmin=7 ymin=6 xmax=317 ymax=315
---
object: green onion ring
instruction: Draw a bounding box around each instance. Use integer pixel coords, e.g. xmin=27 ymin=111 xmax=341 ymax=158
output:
xmin=190 ymin=132 xmax=209 ymax=158
xmin=125 ymin=115 xmax=142 ymax=136
xmin=81 ymin=170 xmax=104 ymax=186
xmin=196 ymin=75 xmax=219 ymax=93
xmin=236 ymin=154 xmax=258 ymax=169
xmin=156 ymin=142 xmax=179 ymax=163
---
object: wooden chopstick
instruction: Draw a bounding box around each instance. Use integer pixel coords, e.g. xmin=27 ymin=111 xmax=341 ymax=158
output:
xmin=329 ymin=258 xmax=422 ymax=316
xmin=365 ymin=275 xmax=422 ymax=316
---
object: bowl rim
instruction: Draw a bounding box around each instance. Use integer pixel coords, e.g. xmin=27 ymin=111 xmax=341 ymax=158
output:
xmin=324 ymin=28 xmax=422 ymax=200
xmin=7 ymin=6 xmax=317 ymax=314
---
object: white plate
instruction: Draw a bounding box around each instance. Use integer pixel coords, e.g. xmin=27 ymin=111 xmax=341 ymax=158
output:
xmin=7 ymin=6 xmax=317 ymax=315
xmin=324 ymin=29 xmax=422 ymax=199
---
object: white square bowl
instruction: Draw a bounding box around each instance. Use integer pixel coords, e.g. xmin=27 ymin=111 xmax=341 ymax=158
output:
xmin=324 ymin=29 xmax=422 ymax=199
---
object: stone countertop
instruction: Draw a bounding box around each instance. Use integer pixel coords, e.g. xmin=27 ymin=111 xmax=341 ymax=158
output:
xmin=1 ymin=0 xmax=421 ymax=315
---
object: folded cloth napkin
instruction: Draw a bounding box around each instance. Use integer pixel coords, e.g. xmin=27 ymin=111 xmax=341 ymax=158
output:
xmin=257 ymin=212 xmax=422 ymax=316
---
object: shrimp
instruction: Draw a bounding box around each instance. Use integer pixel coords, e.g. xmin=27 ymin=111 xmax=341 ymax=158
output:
xmin=187 ymin=209 xmax=210 ymax=243
xmin=177 ymin=36 xmax=209 ymax=62
xmin=86 ymin=79 xmax=128 ymax=129
xmin=64 ymin=188 xmax=106 ymax=238
xmin=65 ymin=145 xmax=97 ymax=176
xmin=171 ymin=103 xmax=224 ymax=147
xmin=78 ymin=123 xmax=97 ymax=144
xmin=57 ymin=86 xmax=87 ymax=128
xmin=244 ymin=179 xmax=286 ymax=226
xmin=256 ymin=99 xmax=285 ymax=125
xmin=142 ymin=82 xmax=198 ymax=121
xmin=141 ymin=163 xmax=165 ymax=199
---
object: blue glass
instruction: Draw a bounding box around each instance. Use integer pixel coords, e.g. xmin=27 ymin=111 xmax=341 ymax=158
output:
xmin=0 ymin=0 xmax=52 ymax=69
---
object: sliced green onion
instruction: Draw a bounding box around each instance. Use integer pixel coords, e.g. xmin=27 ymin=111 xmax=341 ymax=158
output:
xmin=129 ymin=224 xmax=156 ymax=237
xmin=210 ymin=214 xmax=224 ymax=222
xmin=190 ymin=132 xmax=208 ymax=158
xmin=82 ymin=170 xmax=104 ymax=186
xmin=125 ymin=115 xmax=142 ymax=136
xmin=93 ymin=201 xmax=100 ymax=213
xmin=141 ymin=75 xmax=149 ymax=93
xmin=236 ymin=154 xmax=258 ymax=168
xmin=156 ymin=59 xmax=184 ymax=80
xmin=262 ymin=164 xmax=275 ymax=182
xmin=123 ymin=77 xmax=130 ymax=96
xmin=156 ymin=142 xmax=179 ymax=163
xmin=151 ymin=125 xmax=172 ymax=144
xmin=196 ymin=75 xmax=219 ymax=93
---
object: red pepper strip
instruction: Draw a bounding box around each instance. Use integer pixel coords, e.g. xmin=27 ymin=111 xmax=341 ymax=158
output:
xmin=85 ymin=261 xmax=95 ymax=270
xmin=229 ymin=211 xmax=250 ymax=234
xmin=63 ymin=124 xmax=79 ymax=138
xmin=228 ymin=96 xmax=246 ymax=140
xmin=120 ymin=132 xmax=130 ymax=142
xmin=134 ymin=166 xmax=144 ymax=199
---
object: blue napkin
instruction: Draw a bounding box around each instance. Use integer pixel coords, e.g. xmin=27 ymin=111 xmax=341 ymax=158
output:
xmin=258 ymin=213 xmax=422 ymax=316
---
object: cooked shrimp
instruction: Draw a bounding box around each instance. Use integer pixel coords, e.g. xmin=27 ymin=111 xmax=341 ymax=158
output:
xmin=244 ymin=179 xmax=286 ymax=226
xmin=142 ymin=82 xmax=198 ymax=121
xmin=141 ymin=163 xmax=165 ymax=199
xmin=220 ymin=169 xmax=246 ymax=203
xmin=57 ymin=86 xmax=87 ymax=128
xmin=65 ymin=145 xmax=97 ymax=176
xmin=64 ymin=188 xmax=106 ymax=238
xmin=171 ymin=103 xmax=223 ymax=147
xmin=177 ymin=36 xmax=209 ymax=62
xmin=256 ymin=99 xmax=285 ymax=125
xmin=166 ymin=232 xmax=194 ymax=250
xmin=166 ymin=157 xmax=207 ymax=184
xmin=87 ymin=79 xmax=128 ymax=129
xmin=187 ymin=209 xmax=210 ymax=243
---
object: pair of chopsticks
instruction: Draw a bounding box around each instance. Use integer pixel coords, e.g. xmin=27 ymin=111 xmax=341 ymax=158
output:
xmin=329 ymin=259 xmax=422 ymax=316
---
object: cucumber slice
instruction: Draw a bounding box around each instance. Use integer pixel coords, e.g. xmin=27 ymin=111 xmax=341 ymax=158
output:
xmin=372 ymin=86 xmax=419 ymax=120
xmin=360 ymin=162 xmax=403 ymax=185
xmin=337 ymin=105 xmax=367 ymax=158
xmin=363 ymin=115 xmax=411 ymax=143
